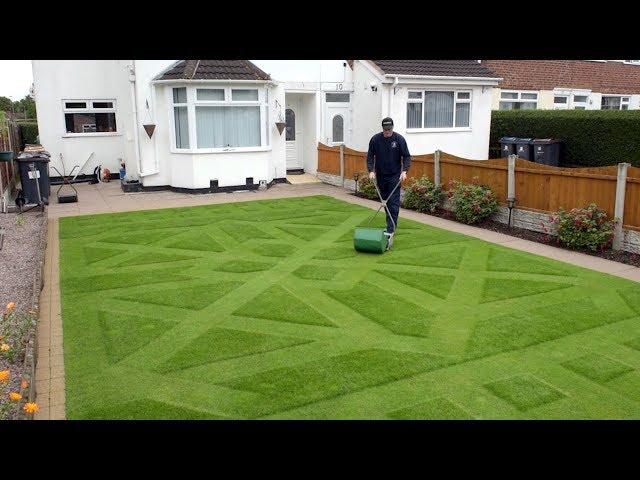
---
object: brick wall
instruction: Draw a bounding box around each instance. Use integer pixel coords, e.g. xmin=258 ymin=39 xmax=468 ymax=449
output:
xmin=483 ymin=60 xmax=640 ymax=94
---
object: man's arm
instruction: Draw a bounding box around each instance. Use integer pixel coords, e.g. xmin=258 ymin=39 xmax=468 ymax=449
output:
xmin=400 ymin=136 xmax=411 ymax=172
xmin=366 ymin=136 xmax=376 ymax=173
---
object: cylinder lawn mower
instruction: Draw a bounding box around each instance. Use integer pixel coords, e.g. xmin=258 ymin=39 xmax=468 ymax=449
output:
xmin=353 ymin=175 xmax=403 ymax=254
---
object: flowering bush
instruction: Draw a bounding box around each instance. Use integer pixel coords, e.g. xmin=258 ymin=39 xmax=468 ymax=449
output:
xmin=401 ymin=176 xmax=444 ymax=213
xmin=551 ymin=203 xmax=616 ymax=251
xmin=357 ymin=174 xmax=379 ymax=200
xmin=446 ymin=179 xmax=499 ymax=224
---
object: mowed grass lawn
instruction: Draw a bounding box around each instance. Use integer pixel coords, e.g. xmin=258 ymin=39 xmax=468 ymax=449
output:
xmin=58 ymin=195 xmax=640 ymax=419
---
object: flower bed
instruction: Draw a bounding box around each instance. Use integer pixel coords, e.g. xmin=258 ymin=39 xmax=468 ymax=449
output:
xmin=0 ymin=211 xmax=47 ymax=419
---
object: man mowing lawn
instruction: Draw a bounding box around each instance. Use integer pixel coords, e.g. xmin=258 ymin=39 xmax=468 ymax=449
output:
xmin=367 ymin=117 xmax=411 ymax=249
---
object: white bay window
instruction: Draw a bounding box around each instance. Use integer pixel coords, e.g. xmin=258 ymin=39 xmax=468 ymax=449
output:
xmin=406 ymin=90 xmax=472 ymax=130
xmin=170 ymin=85 xmax=268 ymax=152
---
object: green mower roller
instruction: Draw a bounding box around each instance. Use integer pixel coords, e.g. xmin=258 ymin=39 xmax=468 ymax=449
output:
xmin=353 ymin=176 xmax=403 ymax=254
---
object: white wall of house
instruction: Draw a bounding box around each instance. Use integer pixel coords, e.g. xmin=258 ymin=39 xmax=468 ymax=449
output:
xmin=350 ymin=60 xmax=382 ymax=151
xmin=32 ymin=60 xmax=135 ymax=177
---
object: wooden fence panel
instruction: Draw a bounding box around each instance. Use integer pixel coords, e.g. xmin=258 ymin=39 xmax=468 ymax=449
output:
xmin=343 ymin=150 xmax=367 ymax=179
xmin=317 ymin=143 xmax=340 ymax=175
xmin=440 ymin=159 xmax=508 ymax=204
xmin=624 ymin=178 xmax=640 ymax=230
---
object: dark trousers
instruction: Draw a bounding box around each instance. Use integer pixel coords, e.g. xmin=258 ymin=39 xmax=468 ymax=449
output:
xmin=376 ymin=173 xmax=401 ymax=233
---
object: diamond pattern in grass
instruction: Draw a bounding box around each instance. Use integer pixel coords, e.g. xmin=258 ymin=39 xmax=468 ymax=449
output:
xmin=313 ymin=246 xmax=358 ymax=260
xmin=101 ymin=230 xmax=177 ymax=245
xmin=487 ymin=247 xmax=575 ymax=276
xmin=293 ymin=265 xmax=340 ymax=281
xmin=64 ymin=267 xmax=191 ymax=293
xmin=484 ymin=375 xmax=566 ymax=411
xmin=277 ymin=225 xmax=330 ymax=241
xmin=158 ymin=327 xmax=313 ymax=373
xmin=480 ymin=278 xmax=572 ymax=303
xmin=251 ymin=243 xmax=297 ymax=258
xmin=164 ymin=232 xmax=225 ymax=252
xmin=388 ymin=397 xmax=472 ymax=419
xmin=375 ymin=269 xmax=455 ymax=299
xmin=380 ymin=244 xmax=466 ymax=269
xmin=83 ymin=245 xmax=127 ymax=265
xmin=220 ymin=222 xmax=274 ymax=242
xmin=78 ymin=399 xmax=222 ymax=420
xmin=624 ymin=337 xmax=640 ymax=352
xmin=221 ymin=348 xmax=450 ymax=417
xmin=465 ymin=298 xmax=631 ymax=359
xmin=215 ymin=260 xmax=275 ymax=273
xmin=116 ymin=251 xmax=198 ymax=267
xmin=114 ymin=280 xmax=243 ymax=310
xmin=325 ymin=281 xmax=433 ymax=337
xmin=98 ymin=310 xmax=176 ymax=363
xmin=286 ymin=214 xmax=350 ymax=226
xmin=232 ymin=285 xmax=334 ymax=327
xmin=561 ymin=353 xmax=634 ymax=384
xmin=618 ymin=286 xmax=640 ymax=315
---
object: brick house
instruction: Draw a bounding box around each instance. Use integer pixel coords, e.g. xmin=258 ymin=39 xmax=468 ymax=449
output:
xmin=481 ymin=60 xmax=640 ymax=111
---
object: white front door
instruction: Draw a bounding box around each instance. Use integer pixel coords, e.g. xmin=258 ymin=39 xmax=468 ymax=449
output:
xmin=286 ymin=98 xmax=303 ymax=170
xmin=325 ymin=102 xmax=350 ymax=146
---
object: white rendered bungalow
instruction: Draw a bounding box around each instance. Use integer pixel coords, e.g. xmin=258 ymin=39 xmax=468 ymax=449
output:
xmin=32 ymin=59 xmax=500 ymax=192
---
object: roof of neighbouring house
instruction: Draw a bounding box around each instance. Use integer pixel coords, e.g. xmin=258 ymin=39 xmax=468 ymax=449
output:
xmin=368 ymin=60 xmax=499 ymax=78
xmin=156 ymin=60 xmax=271 ymax=81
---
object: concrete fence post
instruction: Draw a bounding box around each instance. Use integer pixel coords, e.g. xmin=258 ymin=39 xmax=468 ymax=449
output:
xmin=613 ymin=162 xmax=630 ymax=250
xmin=339 ymin=144 xmax=345 ymax=187
xmin=434 ymin=149 xmax=441 ymax=186
xmin=507 ymin=154 xmax=517 ymax=200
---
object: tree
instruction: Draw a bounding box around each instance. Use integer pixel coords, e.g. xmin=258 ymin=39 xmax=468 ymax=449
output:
xmin=0 ymin=96 xmax=13 ymax=112
xmin=12 ymin=95 xmax=36 ymax=119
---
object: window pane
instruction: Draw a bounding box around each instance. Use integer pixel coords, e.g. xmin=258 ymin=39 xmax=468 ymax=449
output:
xmin=173 ymin=87 xmax=187 ymax=103
xmin=457 ymin=92 xmax=470 ymax=100
xmin=408 ymin=91 xmax=422 ymax=99
xmin=425 ymin=91 xmax=454 ymax=128
xmin=554 ymin=96 xmax=568 ymax=104
xmin=197 ymin=89 xmax=224 ymax=101
xmin=601 ymin=96 xmax=620 ymax=109
xmin=521 ymin=93 xmax=537 ymax=100
xmin=622 ymin=97 xmax=630 ymax=102
xmin=455 ymin=103 xmax=470 ymax=127
xmin=65 ymin=113 xmax=116 ymax=133
xmin=196 ymin=106 xmax=260 ymax=148
xmin=332 ymin=115 xmax=344 ymax=142
xmin=325 ymin=93 xmax=350 ymax=102
xmin=65 ymin=102 xmax=87 ymax=109
xmin=499 ymin=101 xmax=514 ymax=110
xmin=285 ymin=108 xmax=295 ymax=141
xmin=622 ymin=104 xmax=629 ymax=110
xmin=407 ymin=102 xmax=422 ymax=128
xmin=232 ymin=89 xmax=258 ymax=101
xmin=519 ymin=102 xmax=537 ymax=110
xmin=574 ymin=106 xmax=586 ymax=110
xmin=501 ymin=92 xmax=518 ymax=99
xmin=174 ymin=106 xmax=189 ymax=148
xmin=92 ymin=101 xmax=113 ymax=108
xmin=573 ymin=95 xmax=588 ymax=103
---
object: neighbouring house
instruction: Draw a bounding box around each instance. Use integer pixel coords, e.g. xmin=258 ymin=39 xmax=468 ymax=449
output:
xmin=31 ymin=59 xmax=500 ymax=191
xmin=482 ymin=60 xmax=640 ymax=111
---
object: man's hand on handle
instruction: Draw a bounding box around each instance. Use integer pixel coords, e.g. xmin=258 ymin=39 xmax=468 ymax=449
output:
xmin=369 ymin=171 xmax=376 ymax=180
xmin=400 ymin=171 xmax=407 ymax=182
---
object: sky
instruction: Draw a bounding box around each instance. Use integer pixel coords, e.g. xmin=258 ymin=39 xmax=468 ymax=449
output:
xmin=0 ymin=60 xmax=33 ymax=99
xmin=0 ymin=60 xmax=348 ymax=100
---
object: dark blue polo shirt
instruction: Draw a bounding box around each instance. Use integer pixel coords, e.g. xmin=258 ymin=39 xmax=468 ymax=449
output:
xmin=366 ymin=132 xmax=412 ymax=176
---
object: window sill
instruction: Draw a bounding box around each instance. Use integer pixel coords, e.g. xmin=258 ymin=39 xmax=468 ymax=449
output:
xmin=406 ymin=127 xmax=472 ymax=134
xmin=170 ymin=146 xmax=273 ymax=154
xmin=62 ymin=132 xmax=122 ymax=138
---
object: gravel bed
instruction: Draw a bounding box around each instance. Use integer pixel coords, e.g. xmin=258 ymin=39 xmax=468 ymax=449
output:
xmin=0 ymin=210 xmax=47 ymax=419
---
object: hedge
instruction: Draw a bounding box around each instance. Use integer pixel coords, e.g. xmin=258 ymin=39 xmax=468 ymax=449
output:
xmin=490 ymin=110 xmax=640 ymax=167
xmin=18 ymin=122 xmax=39 ymax=147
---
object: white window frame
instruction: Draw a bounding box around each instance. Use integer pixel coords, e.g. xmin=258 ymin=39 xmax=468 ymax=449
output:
xmin=405 ymin=88 xmax=473 ymax=132
xmin=168 ymin=84 xmax=270 ymax=153
xmin=571 ymin=94 xmax=589 ymax=109
xmin=498 ymin=90 xmax=538 ymax=110
xmin=553 ymin=95 xmax=569 ymax=110
xmin=601 ymin=94 xmax=631 ymax=110
xmin=62 ymin=99 xmax=119 ymax=137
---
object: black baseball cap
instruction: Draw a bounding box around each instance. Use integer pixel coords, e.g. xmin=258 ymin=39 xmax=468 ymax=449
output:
xmin=382 ymin=117 xmax=394 ymax=130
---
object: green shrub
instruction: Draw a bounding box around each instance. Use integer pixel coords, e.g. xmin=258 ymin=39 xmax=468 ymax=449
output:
xmin=402 ymin=176 xmax=444 ymax=213
xmin=490 ymin=110 xmax=640 ymax=167
xmin=18 ymin=122 xmax=38 ymax=146
xmin=357 ymin=175 xmax=378 ymax=200
xmin=552 ymin=203 xmax=615 ymax=252
xmin=446 ymin=179 xmax=498 ymax=224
